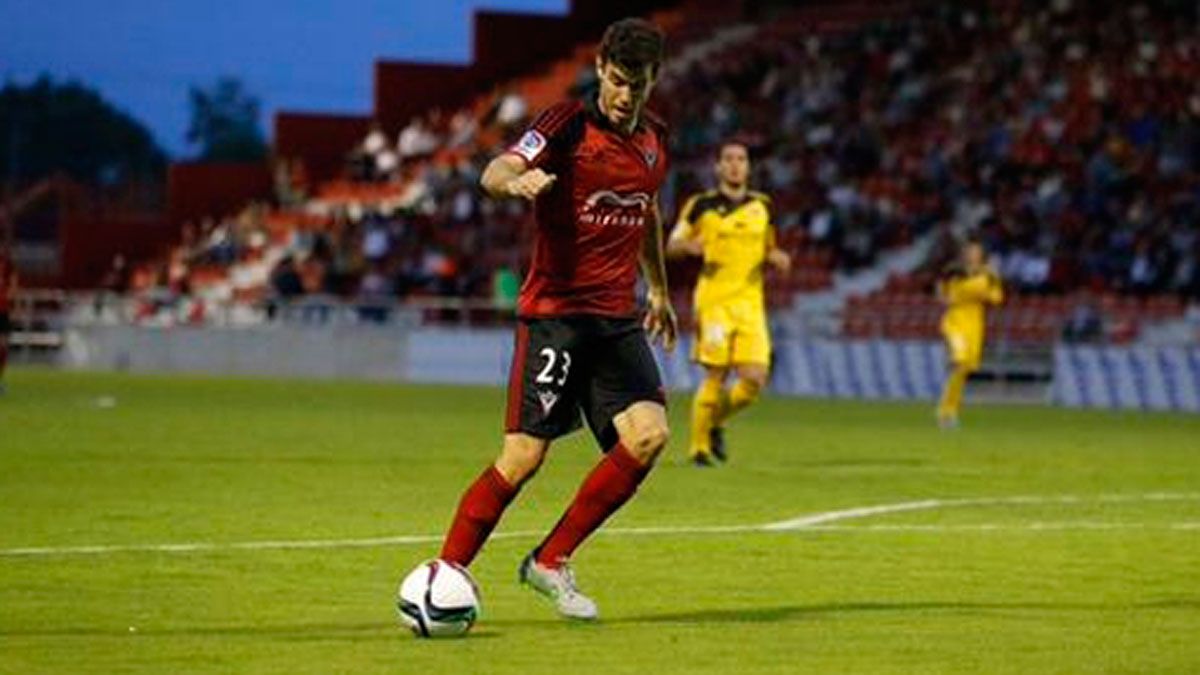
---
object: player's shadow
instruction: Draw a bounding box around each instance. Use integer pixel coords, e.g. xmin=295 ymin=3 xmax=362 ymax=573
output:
xmin=605 ymin=598 xmax=1200 ymax=626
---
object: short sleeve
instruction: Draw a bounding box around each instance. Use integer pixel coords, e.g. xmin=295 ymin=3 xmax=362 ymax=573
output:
xmin=506 ymin=101 xmax=582 ymax=168
xmin=670 ymin=194 xmax=703 ymax=241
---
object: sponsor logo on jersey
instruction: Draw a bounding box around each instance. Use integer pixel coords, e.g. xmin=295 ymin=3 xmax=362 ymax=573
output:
xmin=579 ymin=190 xmax=651 ymax=227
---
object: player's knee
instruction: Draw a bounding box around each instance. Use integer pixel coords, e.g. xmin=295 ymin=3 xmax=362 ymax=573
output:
xmin=627 ymin=418 xmax=670 ymax=462
xmin=737 ymin=366 xmax=768 ymax=392
xmin=495 ymin=434 xmax=547 ymax=485
xmin=743 ymin=373 xmax=767 ymax=392
xmin=615 ymin=406 xmax=670 ymax=463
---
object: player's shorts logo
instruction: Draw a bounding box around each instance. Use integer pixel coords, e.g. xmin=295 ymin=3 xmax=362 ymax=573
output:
xmin=537 ymin=390 xmax=560 ymax=415
xmin=579 ymin=190 xmax=651 ymax=227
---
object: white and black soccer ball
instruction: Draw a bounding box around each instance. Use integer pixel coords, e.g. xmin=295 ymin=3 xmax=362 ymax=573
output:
xmin=396 ymin=559 xmax=481 ymax=638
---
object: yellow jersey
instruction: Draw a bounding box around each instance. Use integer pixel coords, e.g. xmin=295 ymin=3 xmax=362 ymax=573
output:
xmin=939 ymin=268 xmax=1004 ymax=333
xmin=672 ymin=189 xmax=775 ymax=309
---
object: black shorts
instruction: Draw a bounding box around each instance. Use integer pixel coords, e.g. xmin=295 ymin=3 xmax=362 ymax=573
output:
xmin=505 ymin=316 xmax=666 ymax=450
xmin=0 ymin=312 xmax=9 ymax=335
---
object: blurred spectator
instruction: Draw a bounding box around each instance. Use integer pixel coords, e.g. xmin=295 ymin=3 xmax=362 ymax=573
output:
xmin=100 ymin=254 xmax=131 ymax=295
xmin=398 ymin=116 xmax=439 ymax=160
xmin=493 ymin=90 xmax=528 ymax=130
xmin=269 ymin=255 xmax=304 ymax=300
xmin=357 ymin=263 xmax=394 ymax=323
xmin=361 ymin=215 xmax=391 ymax=263
xmin=1063 ymin=297 xmax=1104 ymax=343
xmin=136 ymin=0 xmax=1200 ymax=322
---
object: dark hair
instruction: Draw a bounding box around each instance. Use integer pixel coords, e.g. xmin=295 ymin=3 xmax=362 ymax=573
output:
xmin=599 ymin=18 xmax=665 ymax=75
xmin=717 ymin=139 xmax=750 ymax=158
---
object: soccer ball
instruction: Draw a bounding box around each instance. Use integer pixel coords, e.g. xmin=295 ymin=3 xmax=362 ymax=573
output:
xmin=396 ymin=559 xmax=481 ymax=638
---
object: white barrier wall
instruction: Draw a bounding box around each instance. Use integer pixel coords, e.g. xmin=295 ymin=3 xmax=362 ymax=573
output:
xmin=61 ymin=326 xmax=1199 ymax=412
xmin=659 ymin=337 xmax=948 ymax=400
xmin=62 ymin=325 xmax=949 ymax=398
xmin=63 ymin=325 xmax=412 ymax=381
xmin=1052 ymin=345 xmax=1200 ymax=412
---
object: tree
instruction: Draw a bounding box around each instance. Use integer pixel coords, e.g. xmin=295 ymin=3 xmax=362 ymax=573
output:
xmin=186 ymin=77 xmax=267 ymax=162
xmin=0 ymin=76 xmax=167 ymax=186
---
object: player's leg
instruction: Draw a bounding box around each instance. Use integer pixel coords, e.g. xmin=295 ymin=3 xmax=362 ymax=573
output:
xmin=937 ymin=330 xmax=974 ymax=427
xmin=708 ymin=309 xmax=771 ymax=457
xmin=522 ymin=402 xmax=667 ymax=619
xmin=718 ymin=362 xmax=768 ymax=424
xmin=533 ymin=401 xmax=668 ymax=567
xmin=534 ymin=321 xmax=669 ymax=567
xmin=522 ymin=319 xmax=668 ymax=619
xmin=690 ymin=365 xmax=727 ymax=464
xmin=441 ymin=319 xmax=581 ymax=566
xmin=440 ymin=433 xmax=547 ymax=565
xmin=690 ymin=307 xmax=733 ymax=464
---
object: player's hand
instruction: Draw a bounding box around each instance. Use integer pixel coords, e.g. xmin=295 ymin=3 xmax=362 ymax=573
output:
xmin=643 ymin=291 xmax=678 ymax=352
xmin=767 ymin=248 xmax=792 ymax=274
xmin=504 ymin=169 xmax=556 ymax=200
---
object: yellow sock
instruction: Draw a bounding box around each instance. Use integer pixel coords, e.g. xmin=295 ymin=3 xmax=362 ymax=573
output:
xmin=937 ymin=366 xmax=970 ymax=419
xmin=715 ymin=378 xmax=761 ymax=428
xmin=690 ymin=377 xmax=724 ymax=457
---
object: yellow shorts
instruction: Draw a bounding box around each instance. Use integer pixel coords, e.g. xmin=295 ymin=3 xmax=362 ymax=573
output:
xmin=942 ymin=326 xmax=983 ymax=371
xmin=693 ymin=302 xmax=771 ymax=367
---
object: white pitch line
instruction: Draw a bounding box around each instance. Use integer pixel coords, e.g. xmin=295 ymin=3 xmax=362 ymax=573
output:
xmin=759 ymin=492 xmax=1200 ymax=531
xmin=2 ymin=492 xmax=1198 ymax=558
xmin=802 ymin=521 xmax=1200 ymax=532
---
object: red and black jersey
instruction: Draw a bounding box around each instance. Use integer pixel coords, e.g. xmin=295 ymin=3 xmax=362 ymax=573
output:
xmin=506 ymin=96 xmax=669 ymax=318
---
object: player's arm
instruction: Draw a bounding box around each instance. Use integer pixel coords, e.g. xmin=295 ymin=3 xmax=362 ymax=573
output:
xmin=665 ymin=194 xmax=703 ymax=259
xmin=481 ymin=103 xmax=575 ymax=200
xmin=764 ymin=221 xmax=791 ymax=273
xmin=641 ymin=196 xmax=678 ymax=350
xmin=983 ymin=264 xmax=1004 ymax=305
xmin=480 ymin=153 xmax=556 ymax=201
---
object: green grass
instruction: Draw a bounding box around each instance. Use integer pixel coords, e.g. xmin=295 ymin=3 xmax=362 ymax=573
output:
xmin=2 ymin=368 xmax=1199 ymax=674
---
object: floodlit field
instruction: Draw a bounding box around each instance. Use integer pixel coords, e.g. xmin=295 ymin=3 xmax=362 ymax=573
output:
xmin=2 ymin=369 xmax=1198 ymax=674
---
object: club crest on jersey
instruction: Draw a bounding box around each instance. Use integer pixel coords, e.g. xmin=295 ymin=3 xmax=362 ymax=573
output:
xmin=512 ymin=129 xmax=547 ymax=162
xmin=642 ymin=147 xmax=658 ymax=168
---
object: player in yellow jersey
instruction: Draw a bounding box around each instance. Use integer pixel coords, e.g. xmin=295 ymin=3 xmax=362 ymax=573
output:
xmin=667 ymin=141 xmax=791 ymax=465
xmin=936 ymin=236 xmax=1004 ymax=428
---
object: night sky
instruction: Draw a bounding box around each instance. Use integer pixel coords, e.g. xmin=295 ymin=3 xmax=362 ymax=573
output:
xmin=0 ymin=0 xmax=568 ymax=156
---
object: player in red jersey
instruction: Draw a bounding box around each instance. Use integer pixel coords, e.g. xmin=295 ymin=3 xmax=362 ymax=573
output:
xmin=434 ymin=18 xmax=676 ymax=620
xmin=0 ymin=225 xmax=16 ymax=395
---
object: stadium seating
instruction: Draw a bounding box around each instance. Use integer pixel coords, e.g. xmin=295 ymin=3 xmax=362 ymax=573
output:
xmin=129 ymin=0 xmax=1197 ymax=345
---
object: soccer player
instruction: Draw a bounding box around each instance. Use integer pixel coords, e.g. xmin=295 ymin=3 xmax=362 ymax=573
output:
xmin=936 ymin=236 xmax=1003 ymax=428
xmin=666 ymin=142 xmax=790 ymax=465
xmin=434 ymin=18 xmax=676 ymax=621
xmin=0 ymin=228 xmax=15 ymax=395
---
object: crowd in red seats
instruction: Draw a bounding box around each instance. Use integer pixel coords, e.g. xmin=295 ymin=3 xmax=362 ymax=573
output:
xmin=129 ymin=0 xmax=1198 ymax=338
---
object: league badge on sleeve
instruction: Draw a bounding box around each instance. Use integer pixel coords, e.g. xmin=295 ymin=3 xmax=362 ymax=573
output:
xmin=512 ymin=129 xmax=548 ymax=162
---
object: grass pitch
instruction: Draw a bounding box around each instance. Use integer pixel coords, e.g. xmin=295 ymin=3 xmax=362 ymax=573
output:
xmin=2 ymin=369 xmax=1199 ymax=674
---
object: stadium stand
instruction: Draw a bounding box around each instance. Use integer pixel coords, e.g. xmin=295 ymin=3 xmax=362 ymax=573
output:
xmin=62 ymin=0 xmax=1200 ymax=353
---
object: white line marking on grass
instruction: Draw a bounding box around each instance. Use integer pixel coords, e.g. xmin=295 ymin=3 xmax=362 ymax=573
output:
xmin=760 ymin=492 xmax=1200 ymax=531
xmin=2 ymin=492 xmax=1198 ymax=557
